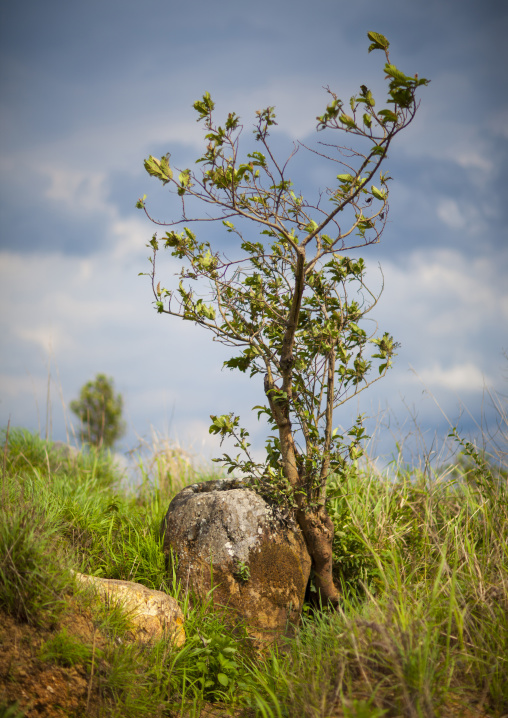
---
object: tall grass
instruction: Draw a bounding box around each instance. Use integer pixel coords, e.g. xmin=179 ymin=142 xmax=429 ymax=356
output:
xmin=248 ymin=429 xmax=508 ymax=717
xmin=0 ymin=427 xmax=256 ymax=716
xmin=1 ymin=422 xmax=507 ymax=717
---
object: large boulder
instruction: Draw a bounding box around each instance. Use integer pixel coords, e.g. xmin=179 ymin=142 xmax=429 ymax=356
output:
xmin=160 ymin=478 xmax=311 ymax=645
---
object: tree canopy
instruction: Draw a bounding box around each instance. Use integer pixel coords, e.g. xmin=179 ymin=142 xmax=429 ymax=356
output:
xmin=138 ymin=31 xmax=429 ymax=606
xmin=70 ymin=373 xmax=125 ymax=449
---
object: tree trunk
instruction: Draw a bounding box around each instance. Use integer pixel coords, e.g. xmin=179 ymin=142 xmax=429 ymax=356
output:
xmin=264 ymin=249 xmax=341 ymax=608
xmin=296 ymin=503 xmax=341 ymax=608
xmin=264 ymin=372 xmax=341 ymax=609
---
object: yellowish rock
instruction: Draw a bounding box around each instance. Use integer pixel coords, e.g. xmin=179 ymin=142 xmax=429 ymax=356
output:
xmin=73 ymin=572 xmax=185 ymax=646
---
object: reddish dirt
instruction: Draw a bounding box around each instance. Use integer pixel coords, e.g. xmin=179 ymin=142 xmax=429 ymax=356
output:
xmin=0 ymin=606 xmax=250 ymax=717
xmin=0 ymin=605 xmax=498 ymax=718
xmin=0 ymin=609 xmax=90 ymax=717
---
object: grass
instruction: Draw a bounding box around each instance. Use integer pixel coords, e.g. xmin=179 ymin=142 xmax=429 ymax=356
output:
xmin=0 ymin=422 xmax=507 ymax=717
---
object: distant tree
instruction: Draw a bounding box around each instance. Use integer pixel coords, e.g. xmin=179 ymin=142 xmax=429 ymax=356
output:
xmin=137 ymin=32 xmax=428 ymax=607
xmin=70 ymin=374 xmax=125 ymax=449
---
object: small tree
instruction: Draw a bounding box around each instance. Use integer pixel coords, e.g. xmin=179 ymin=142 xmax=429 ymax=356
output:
xmin=70 ymin=374 xmax=126 ymax=449
xmin=138 ymin=32 xmax=428 ymax=607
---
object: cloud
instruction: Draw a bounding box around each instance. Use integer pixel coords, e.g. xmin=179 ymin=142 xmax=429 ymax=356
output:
xmin=2 ymin=235 xmax=505 ymax=457
xmin=1 ymin=0 xmax=506 ymax=461
xmin=379 ymin=249 xmax=508 ymax=337
xmin=395 ymin=71 xmax=497 ymax=179
xmin=436 ymin=198 xmax=467 ymax=230
xmin=0 ymin=252 xmax=137 ymax=386
xmin=410 ymin=363 xmax=491 ymax=392
xmin=44 ymin=168 xmax=110 ymax=215
xmin=0 ymin=238 xmax=260 ymax=452
xmin=0 ymin=372 xmax=47 ymax=400
xmin=16 ymin=325 xmax=75 ymax=355
xmin=436 ymin=197 xmax=496 ymax=235
xmin=490 ymin=108 xmax=508 ymax=140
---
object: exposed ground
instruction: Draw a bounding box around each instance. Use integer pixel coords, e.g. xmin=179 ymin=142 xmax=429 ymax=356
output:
xmin=1 ymin=428 xmax=507 ymax=717
xmin=0 ymin=605 xmax=252 ymax=718
xmin=0 ymin=605 xmax=496 ymax=718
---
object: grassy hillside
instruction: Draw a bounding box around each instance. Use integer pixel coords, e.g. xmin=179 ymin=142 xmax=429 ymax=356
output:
xmin=0 ymin=425 xmax=506 ymax=717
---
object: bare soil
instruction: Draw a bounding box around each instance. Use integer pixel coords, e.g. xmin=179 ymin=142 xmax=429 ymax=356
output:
xmin=0 ymin=609 xmax=90 ymax=717
xmin=0 ymin=606 xmax=495 ymax=718
xmin=0 ymin=606 xmax=249 ymax=717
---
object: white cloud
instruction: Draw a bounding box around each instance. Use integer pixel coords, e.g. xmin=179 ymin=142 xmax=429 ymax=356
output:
xmin=454 ymin=150 xmax=492 ymax=172
xmin=355 ymin=246 xmax=507 ymax=436
xmin=230 ymin=76 xmax=345 ymax=141
xmin=379 ymin=249 xmax=508 ymax=337
xmin=435 ymin=197 xmax=489 ymax=235
xmin=489 ymin=108 xmax=508 ymax=140
xmin=44 ymin=168 xmax=110 ymax=215
xmin=110 ymin=215 xmax=152 ymax=261
xmin=0 ymin=240 xmax=237 ymax=443
xmin=1 ymin=242 xmax=505 ymax=457
xmin=16 ymin=325 xmax=75 ymax=354
xmin=410 ymin=363 xmax=490 ymax=392
xmin=436 ymin=198 xmax=466 ymax=230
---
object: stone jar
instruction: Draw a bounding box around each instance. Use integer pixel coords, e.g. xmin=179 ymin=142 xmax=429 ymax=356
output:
xmin=161 ymin=478 xmax=311 ymax=645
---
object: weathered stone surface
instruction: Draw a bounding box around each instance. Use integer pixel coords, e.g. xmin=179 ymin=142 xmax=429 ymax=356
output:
xmin=73 ymin=572 xmax=185 ymax=646
xmin=161 ymin=478 xmax=311 ymax=644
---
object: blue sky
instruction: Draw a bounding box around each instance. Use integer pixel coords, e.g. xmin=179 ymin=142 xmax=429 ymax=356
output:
xmin=1 ymin=0 xmax=507 ymax=467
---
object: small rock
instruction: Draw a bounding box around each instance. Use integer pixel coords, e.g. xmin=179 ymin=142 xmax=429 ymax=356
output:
xmin=73 ymin=573 xmax=185 ymax=646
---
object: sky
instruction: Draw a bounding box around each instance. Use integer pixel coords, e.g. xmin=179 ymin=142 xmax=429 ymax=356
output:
xmin=1 ymin=0 xmax=507 ymax=471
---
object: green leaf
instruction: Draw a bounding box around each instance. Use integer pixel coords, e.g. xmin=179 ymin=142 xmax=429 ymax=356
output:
xmin=389 ymin=88 xmax=413 ymax=109
xmin=371 ymin=186 xmax=387 ymax=200
xmin=337 ymin=173 xmax=354 ymax=183
xmin=144 ymin=154 xmax=173 ymax=185
xmin=159 ymin=154 xmax=172 ymax=180
xmin=209 ymin=413 xmax=238 ymax=436
xmin=339 ymin=114 xmax=356 ymax=129
xmin=193 ymin=92 xmax=215 ymax=121
xmin=144 ymin=155 xmax=160 ymax=176
xmin=384 ymin=64 xmax=412 ymax=85
xmin=378 ymin=109 xmax=398 ymax=124
xmin=367 ymin=31 xmax=390 ymax=53
xmin=178 ymin=169 xmax=191 ymax=186
xmin=217 ymin=673 xmax=229 ymax=687
xmin=225 ymin=112 xmax=240 ymax=130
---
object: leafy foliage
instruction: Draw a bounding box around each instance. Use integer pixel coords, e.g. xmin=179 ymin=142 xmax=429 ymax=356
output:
xmin=192 ymin=627 xmax=248 ymax=701
xmin=138 ymin=32 xmax=428 ymax=604
xmin=70 ymin=373 xmax=126 ymax=449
